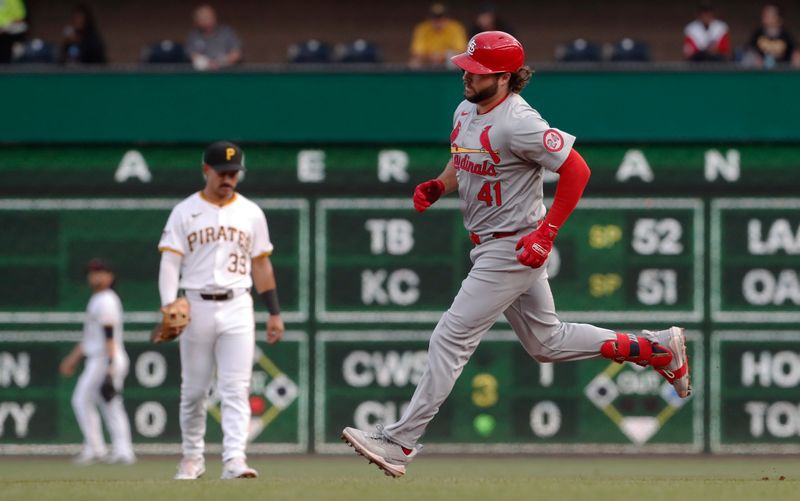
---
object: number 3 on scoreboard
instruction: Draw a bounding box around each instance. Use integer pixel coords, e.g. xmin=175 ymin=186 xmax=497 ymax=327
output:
xmin=477 ymin=181 xmax=502 ymax=207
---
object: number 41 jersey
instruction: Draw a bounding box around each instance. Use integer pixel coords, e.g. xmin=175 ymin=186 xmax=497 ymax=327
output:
xmin=158 ymin=192 xmax=273 ymax=291
xmin=450 ymin=92 xmax=576 ymax=236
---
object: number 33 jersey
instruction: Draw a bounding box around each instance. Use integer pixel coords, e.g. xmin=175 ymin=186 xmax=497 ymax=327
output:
xmin=450 ymin=93 xmax=576 ymax=236
xmin=158 ymin=192 xmax=273 ymax=291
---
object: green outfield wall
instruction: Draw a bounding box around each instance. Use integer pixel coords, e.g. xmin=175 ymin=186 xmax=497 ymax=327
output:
xmin=2 ymin=69 xmax=800 ymax=143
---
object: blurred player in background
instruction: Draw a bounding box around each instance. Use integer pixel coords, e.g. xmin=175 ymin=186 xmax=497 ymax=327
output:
xmin=342 ymin=31 xmax=690 ymax=478
xmin=157 ymin=141 xmax=284 ymax=480
xmin=59 ymin=258 xmax=135 ymax=465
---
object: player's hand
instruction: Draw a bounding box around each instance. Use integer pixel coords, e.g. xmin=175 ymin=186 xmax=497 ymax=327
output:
xmin=515 ymin=223 xmax=559 ymax=268
xmin=413 ymin=179 xmax=445 ymax=212
xmin=59 ymin=357 xmax=77 ymax=377
xmin=266 ymin=314 xmax=284 ymax=345
xmin=152 ymin=298 xmax=190 ymax=344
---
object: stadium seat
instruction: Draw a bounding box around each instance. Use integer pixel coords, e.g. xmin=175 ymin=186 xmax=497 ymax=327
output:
xmin=141 ymin=40 xmax=190 ymax=64
xmin=287 ymin=39 xmax=332 ymax=63
xmin=554 ymin=38 xmax=602 ymax=63
xmin=334 ymin=39 xmax=382 ymax=64
xmin=606 ymin=38 xmax=651 ymax=62
xmin=12 ymin=39 xmax=57 ymax=64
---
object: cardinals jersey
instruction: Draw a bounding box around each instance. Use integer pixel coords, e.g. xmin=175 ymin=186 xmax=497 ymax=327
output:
xmin=450 ymin=92 xmax=575 ymax=236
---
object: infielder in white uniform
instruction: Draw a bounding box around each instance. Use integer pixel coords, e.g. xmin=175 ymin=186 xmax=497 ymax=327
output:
xmin=158 ymin=141 xmax=284 ymax=480
xmin=60 ymin=258 xmax=135 ymax=465
xmin=342 ymin=31 xmax=691 ymax=478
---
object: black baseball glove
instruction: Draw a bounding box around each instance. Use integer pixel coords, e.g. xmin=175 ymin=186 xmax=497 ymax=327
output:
xmin=100 ymin=374 xmax=118 ymax=402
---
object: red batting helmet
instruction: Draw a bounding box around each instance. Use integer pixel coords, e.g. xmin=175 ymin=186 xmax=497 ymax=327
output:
xmin=451 ymin=31 xmax=525 ymax=74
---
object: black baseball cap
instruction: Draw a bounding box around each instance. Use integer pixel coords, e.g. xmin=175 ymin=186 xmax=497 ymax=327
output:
xmin=203 ymin=141 xmax=246 ymax=173
xmin=86 ymin=258 xmax=113 ymax=274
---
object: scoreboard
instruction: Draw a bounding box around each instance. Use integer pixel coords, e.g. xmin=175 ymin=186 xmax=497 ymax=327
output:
xmin=0 ymin=331 xmax=308 ymax=454
xmin=1 ymin=143 xmax=799 ymax=454
xmin=711 ymin=331 xmax=800 ymax=453
xmin=0 ymin=198 xmax=310 ymax=324
xmin=316 ymin=198 xmax=703 ymax=323
xmin=315 ymin=331 xmax=703 ymax=453
xmin=711 ymin=199 xmax=800 ymax=323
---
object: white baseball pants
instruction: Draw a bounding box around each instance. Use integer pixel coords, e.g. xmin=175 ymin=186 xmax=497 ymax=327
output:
xmin=179 ymin=292 xmax=254 ymax=462
xmin=71 ymin=352 xmax=133 ymax=459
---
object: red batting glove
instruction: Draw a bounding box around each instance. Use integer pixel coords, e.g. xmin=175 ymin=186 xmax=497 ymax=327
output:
xmin=413 ymin=179 xmax=445 ymax=212
xmin=515 ymin=223 xmax=559 ymax=268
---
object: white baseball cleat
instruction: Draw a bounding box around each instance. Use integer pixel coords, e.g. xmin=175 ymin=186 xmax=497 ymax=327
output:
xmin=341 ymin=425 xmax=419 ymax=478
xmin=221 ymin=458 xmax=258 ymax=479
xmin=174 ymin=456 xmax=206 ymax=480
xmin=72 ymin=451 xmax=105 ymax=466
xmin=646 ymin=326 xmax=692 ymax=398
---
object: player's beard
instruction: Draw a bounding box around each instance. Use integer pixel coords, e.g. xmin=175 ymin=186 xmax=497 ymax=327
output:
xmin=465 ymin=79 xmax=499 ymax=103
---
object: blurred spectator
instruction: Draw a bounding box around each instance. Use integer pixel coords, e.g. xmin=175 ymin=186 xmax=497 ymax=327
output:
xmin=469 ymin=3 xmax=514 ymax=38
xmin=186 ymin=4 xmax=241 ymax=71
xmin=744 ymin=3 xmax=800 ymax=68
xmin=409 ymin=3 xmax=467 ymax=69
xmin=683 ymin=3 xmax=730 ymax=61
xmin=0 ymin=0 xmax=27 ymax=63
xmin=61 ymin=4 xmax=107 ymax=64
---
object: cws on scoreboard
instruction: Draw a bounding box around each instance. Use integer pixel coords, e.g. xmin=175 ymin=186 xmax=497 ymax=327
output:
xmin=315 ymin=331 xmax=703 ymax=453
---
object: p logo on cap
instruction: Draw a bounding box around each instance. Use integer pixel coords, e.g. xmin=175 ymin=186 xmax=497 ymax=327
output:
xmin=226 ymin=148 xmax=236 ymax=161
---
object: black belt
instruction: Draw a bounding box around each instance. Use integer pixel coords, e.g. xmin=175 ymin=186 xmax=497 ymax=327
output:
xmin=199 ymin=290 xmax=234 ymax=301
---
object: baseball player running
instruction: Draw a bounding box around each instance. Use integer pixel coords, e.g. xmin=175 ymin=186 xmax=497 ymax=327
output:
xmin=342 ymin=31 xmax=690 ymax=478
xmin=60 ymin=258 xmax=135 ymax=465
xmin=157 ymin=141 xmax=284 ymax=480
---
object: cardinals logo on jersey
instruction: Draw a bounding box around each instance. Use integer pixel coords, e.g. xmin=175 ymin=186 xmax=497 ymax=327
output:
xmin=450 ymin=125 xmax=501 ymax=164
xmin=450 ymin=121 xmax=462 ymax=144
xmin=451 ymin=125 xmax=500 ymax=177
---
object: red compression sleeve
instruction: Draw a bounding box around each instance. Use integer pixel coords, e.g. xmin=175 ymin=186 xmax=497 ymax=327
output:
xmin=544 ymin=148 xmax=591 ymax=228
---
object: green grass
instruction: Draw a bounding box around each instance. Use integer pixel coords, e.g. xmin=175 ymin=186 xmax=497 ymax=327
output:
xmin=1 ymin=456 xmax=799 ymax=501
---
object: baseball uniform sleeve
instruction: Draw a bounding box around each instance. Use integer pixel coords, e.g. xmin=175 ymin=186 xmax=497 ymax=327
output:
xmin=252 ymin=208 xmax=274 ymax=258
xmin=508 ymin=111 xmax=576 ymax=172
xmin=95 ymin=294 xmax=121 ymax=326
xmin=158 ymin=208 xmax=186 ymax=256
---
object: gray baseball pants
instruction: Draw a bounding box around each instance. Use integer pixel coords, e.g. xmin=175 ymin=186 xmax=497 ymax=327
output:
xmin=382 ymin=236 xmax=618 ymax=448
